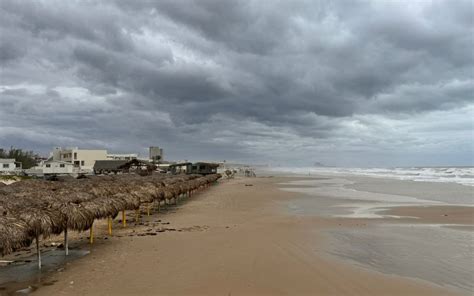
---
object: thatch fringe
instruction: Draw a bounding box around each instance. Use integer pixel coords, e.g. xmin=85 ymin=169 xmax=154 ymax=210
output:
xmin=0 ymin=173 xmax=221 ymax=256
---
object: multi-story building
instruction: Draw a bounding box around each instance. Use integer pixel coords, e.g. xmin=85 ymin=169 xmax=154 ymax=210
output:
xmin=51 ymin=147 xmax=108 ymax=173
xmin=149 ymin=146 xmax=164 ymax=162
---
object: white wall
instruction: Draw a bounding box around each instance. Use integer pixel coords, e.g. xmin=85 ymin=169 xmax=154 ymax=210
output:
xmin=73 ymin=149 xmax=108 ymax=172
xmin=42 ymin=162 xmax=75 ymax=174
xmin=0 ymin=160 xmax=17 ymax=173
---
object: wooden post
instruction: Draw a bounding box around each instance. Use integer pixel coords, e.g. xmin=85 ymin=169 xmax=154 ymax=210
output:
xmin=147 ymin=205 xmax=150 ymax=216
xmin=135 ymin=209 xmax=140 ymax=223
xmin=64 ymin=228 xmax=69 ymax=256
xmin=122 ymin=210 xmax=127 ymax=227
xmin=36 ymin=234 xmax=41 ymax=269
xmin=108 ymin=217 xmax=112 ymax=235
xmin=90 ymin=223 xmax=94 ymax=244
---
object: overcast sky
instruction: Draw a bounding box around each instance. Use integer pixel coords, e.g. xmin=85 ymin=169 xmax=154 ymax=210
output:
xmin=0 ymin=0 xmax=473 ymax=167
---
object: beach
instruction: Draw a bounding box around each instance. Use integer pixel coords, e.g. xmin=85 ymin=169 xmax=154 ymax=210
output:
xmin=1 ymin=174 xmax=473 ymax=295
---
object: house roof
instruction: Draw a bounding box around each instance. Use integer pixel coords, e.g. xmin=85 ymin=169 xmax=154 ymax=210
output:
xmin=194 ymin=162 xmax=220 ymax=168
xmin=0 ymin=159 xmax=16 ymax=163
xmin=93 ymin=160 xmax=129 ymax=170
xmin=169 ymin=162 xmax=192 ymax=167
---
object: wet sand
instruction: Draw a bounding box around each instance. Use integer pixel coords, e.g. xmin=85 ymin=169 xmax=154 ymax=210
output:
xmin=1 ymin=176 xmax=470 ymax=295
xmin=385 ymin=205 xmax=474 ymax=225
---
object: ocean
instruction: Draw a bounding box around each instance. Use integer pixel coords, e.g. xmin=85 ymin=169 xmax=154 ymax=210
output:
xmin=269 ymin=166 xmax=474 ymax=186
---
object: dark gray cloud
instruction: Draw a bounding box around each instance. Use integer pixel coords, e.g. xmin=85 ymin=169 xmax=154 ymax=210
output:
xmin=0 ymin=0 xmax=472 ymax=166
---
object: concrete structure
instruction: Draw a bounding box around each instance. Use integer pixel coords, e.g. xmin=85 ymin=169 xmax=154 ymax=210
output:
xmin=149 ymin=146 xmax=164 ymax=162
xmin=106 ymin=153 xmax=138 ymax=160
xmin=42 ymin=160 xmax=78 ymax=175
xmin=0 ymin=159 xmax=22 ymax=174
xmin=51 ymin=147 xmax=107 ymax=173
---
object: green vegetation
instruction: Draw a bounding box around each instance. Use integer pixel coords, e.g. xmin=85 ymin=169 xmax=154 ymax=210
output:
xmin=0 ymin=147 xmax=39 ymax=169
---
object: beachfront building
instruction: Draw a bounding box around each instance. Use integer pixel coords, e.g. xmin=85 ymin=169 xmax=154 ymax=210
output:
xmin=169 ymin=162 xmax=219 ymax=175
xmin=169 ymin=162 xmax=192 ymax=174
xmin=190 ymin=162 xmax=219 ymax=175
xmin=94 ymin=159 xmax=155 ymax=175
xmin=0 ymin=158 xmax=22 ymax=174
xmin=51 ymin=147 xmax=108 ymax=173
xmin=41 ymin=160 xmax=78 ymax=175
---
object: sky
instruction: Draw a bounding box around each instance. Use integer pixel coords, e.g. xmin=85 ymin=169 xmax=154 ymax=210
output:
xmin=0 ymin=0 xmax=473 ymax=167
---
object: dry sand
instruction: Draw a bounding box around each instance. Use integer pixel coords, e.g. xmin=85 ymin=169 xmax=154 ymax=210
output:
xmin=6 ymin=176 xmax=461 ymax=296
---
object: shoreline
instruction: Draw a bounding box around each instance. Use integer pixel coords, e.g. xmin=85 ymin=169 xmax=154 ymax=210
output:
xmin=1 ymin=175 xmax=471 ymax=295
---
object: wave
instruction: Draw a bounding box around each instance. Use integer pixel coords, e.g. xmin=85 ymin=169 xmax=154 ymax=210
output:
xmin=269 ymin=167 xmax=474 ymax=186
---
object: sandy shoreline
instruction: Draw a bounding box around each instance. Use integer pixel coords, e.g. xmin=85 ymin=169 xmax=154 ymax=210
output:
xmin=1 ymin=175 xmax=472 ymax=295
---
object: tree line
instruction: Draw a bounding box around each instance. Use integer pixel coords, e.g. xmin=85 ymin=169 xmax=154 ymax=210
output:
xmin=0 ymin=147 xmax=39 ymax=169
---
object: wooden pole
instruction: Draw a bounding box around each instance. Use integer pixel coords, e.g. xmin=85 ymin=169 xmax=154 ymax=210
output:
xmin=64 ymin=228 xmax=69 ymax=256
xmin=122 ymin=210 xmax=127 ymax=227
xmin=135 ymin=209 xmax=140 ymax=223
xmin=90 ymin=222 xmax=94 ymax=244
xmin=108 ymin=217 xmax=112 ymax=235
xmin=36 ymin=234 xmax=41 ymax=269
xmin=147 ymin=205 xmax=150 ymax=216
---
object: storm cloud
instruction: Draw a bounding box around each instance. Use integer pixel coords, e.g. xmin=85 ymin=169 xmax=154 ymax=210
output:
xmin=0 ymin=0 xmax=472 ymax=166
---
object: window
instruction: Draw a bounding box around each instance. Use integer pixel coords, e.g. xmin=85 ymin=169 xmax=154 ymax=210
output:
xmin=81 ymin=161 xmax=85 ymax=166
xmin=74 ymin=152 xmax=77 ymax=160
xmin=2 ymin=164 xmax=9 ymax=168
xmin=74 ymin=161 xmax=80 ymax=166
xmin=45 ymin=164 xmax=51 ymax=168
xmin=60 ymin=164 xmax=65 ymax=168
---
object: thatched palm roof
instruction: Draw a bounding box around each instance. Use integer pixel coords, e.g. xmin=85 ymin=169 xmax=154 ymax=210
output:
xmin=0 ymin=173 xmax=222 ymax=256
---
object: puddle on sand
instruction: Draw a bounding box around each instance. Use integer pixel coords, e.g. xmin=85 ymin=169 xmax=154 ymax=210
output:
xmin=0 ymin=248 xmax=89 ymax=295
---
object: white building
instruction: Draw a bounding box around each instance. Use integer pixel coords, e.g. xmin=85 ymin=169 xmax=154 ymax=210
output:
xmin=0 ymin=159 xmax=22 ymax=174
xmin=51 ymin=147 xmax=108 ymax=173
xmin=42 ymin=160 xmax=78 ymax=175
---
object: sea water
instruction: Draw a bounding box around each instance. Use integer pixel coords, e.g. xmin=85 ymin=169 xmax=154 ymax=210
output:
xmin=271 ymin=166 xmax=474 ymax=186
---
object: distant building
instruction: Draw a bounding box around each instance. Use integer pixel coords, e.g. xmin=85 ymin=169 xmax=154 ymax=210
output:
xmin=169 ymin=162 xmax=219 ymax=175
xmin=149 ymin=146 xmax=164 ymax=162
xmin=169 ymin=162 xmax=192 ymax=174
xmin=41 ymin=160 xmax=78 ymax=175
xmin=94 ymin=159 xmax=155 ymax=175
xmin=106 ymin=153 xmax=138 ymax=160
xmin=190 ymin=162 xmax=219 ymax=175
xmin=51 ymin=147 xmax=108 ymax=173
xmin=0 ymin=159 xmax=22 ymax=174
xmin=93 ymin=160 xmax=129 ymax=175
